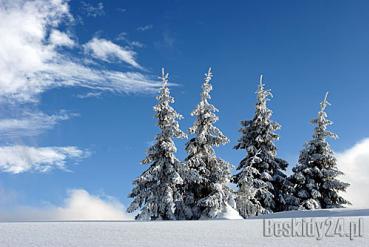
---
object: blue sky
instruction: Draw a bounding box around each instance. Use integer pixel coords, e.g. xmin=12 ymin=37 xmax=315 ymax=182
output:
xmin=0 ymin=0 xmax=369 ymax=219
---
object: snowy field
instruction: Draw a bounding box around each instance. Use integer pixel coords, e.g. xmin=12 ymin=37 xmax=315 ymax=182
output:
xmin=0 ymin=209 xmax=368 ymax=247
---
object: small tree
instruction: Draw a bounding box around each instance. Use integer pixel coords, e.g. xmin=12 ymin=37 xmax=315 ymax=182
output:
xmin=233 ymin=75 xmax=291 ymax=214
xmin=290 ymin=93 xmax=350 ymax=209
xmin=127 ymin=69 xmax=187 ymax=220
xmin=181 ymin=68 xmax=235 ymax=219
xmin=233 ymin=150 xmax=266 ymax=218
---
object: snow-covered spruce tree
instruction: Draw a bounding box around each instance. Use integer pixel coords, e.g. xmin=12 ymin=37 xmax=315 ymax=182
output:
xmin=233 ymin=150 xmax=266 ymax=218
xmin=290 ymin=93 xmax=350 ymax=210
xmin=181 ymin=68 xmax=236 ymax=220
xmin=233 ymin=75 xmax=295 ymax=215
xmin=127 ymin=69 xmax=187 ymax=220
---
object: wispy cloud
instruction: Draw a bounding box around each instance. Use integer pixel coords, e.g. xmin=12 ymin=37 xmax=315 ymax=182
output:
xmin=0 ymin=188 xmax=132 ymax=221
xmin=154 ymin=31 xmax=176 ymax=50
xmin=0 ymin=145 xmax=87 ymax=174
xmin=137 ymin=24 xmax=153 ymax=32
xmin=337 ymin=138 xmax=369 ymax=208
xmin=163 ymin=32 xmax=175 ymax=47
xmin=0 ymin=111 xmax=75 ymax=138
xmin=81 ymin=1 xmax=105 ymax=17
xmin=76 ymin=92 xmax=103 ymax=99
xmin=116 ymin=32 xmax=144 ymax=48
xmin=84 ymin=38 xmax=142 ymax=68
xmin=0 ymin=0 xmax=159 ymax=103
xmin=116 ymin=8 xmax=127 ymax=13
xmin=130 ymin=41 xmax=144 ymax=48
xmin=0 ymin=0 xmax=160 ymax=176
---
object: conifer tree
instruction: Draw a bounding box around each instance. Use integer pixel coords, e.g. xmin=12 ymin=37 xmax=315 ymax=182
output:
xmin=127 ymin=69 xmax=187 ymax=220
xmin=233 ymin=75 xmax=292 ymax=214
xmin=181 ymin=68 xmax=235 ymax=219
xmin=233 ymin=150 xmax=266 ymax=217
xmin=290 ymin=93 xmax=350 ymax=209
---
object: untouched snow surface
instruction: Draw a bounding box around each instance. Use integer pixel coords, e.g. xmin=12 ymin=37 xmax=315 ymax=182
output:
xmin=0 ymin=209 xmax=368 ymax=247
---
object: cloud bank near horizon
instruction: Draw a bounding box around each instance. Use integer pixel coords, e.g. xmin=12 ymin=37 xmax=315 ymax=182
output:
xmin=0 ymin=188 xmax=132 ymax=221
xmin=337 ymin=138 xmax=369 ymax=209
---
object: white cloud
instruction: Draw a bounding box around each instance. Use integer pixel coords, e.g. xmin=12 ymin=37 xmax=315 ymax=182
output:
xmin=337 ymin=138 xmax=369 ymax=208
xmin=0 ymin=0 xmax=160 ymax=176
xmin=0 ymin=189 xmax=132 ymax=221
xmin=49 ymin=30 xmax=75 ymax=47
xmin=84 ymin=38 xmax=141 ymax=68
xmin=55 ymin=189 xmax=132 ymax=220
xmin=0 ymin=0 xmax=70 ymax=102
xmin=81 ymin=1 xmax=105 ymax=17
xmin=0 ymin=111 xmax=74 ymax=138
xmin=0 ymin=146 xmax=87 ymax=174
xmin=0 ymin=0 xmax=159 ymax=103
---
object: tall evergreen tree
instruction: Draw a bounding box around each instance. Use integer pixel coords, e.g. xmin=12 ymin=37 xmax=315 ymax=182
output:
xmin=290 ymin=93 xmax=350 ymax=209
xmin=233 ymin=75 xmax=292 ymax=214
xmin=127 ymin=69 xmax=187 ymax=220
xmin=181 ymin=68 xmax=235 ymax=220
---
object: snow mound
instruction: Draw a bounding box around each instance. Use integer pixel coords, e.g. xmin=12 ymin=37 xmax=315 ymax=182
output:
xmin=215 ymin=204 xmax=243 ymax=220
